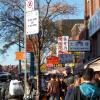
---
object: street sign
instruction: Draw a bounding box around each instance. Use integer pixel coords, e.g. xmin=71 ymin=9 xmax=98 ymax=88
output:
xmin=26 ymin=10 xmax=39 ymax=35
xmin=16 ymin=52 xmax=24 ymax=60
xmin=26 ymin=0 xmax=34 ymax=12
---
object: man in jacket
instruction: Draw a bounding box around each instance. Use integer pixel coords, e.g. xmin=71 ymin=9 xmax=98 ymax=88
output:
xmin=47 ymin=74 xmax=60 ymax=100
xmin=68 ymin=68 xmax=100 ymax=100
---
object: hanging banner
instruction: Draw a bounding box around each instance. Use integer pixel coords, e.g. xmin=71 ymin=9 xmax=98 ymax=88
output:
xmin=62 ymin=36 xmax=69 ymax=52
xmin=57 ymin=36 xmax=69 ymax=55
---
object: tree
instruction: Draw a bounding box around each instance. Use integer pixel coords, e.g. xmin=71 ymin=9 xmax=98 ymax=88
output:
xmin=0 ymin=0 xmax=77 ymax=97
xmin=0 ymin=0 xmax=77 ymax=54
xmin=0 ymin=0 xmax=24 ymax=54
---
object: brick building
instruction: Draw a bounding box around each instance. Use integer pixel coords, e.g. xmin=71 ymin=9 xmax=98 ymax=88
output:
xmin=84 ymin=0 xmax=100 ymax=71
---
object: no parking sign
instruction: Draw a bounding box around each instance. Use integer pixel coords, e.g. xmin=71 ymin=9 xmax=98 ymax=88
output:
xmin=26 ymin=0 xmax=34 ymax=12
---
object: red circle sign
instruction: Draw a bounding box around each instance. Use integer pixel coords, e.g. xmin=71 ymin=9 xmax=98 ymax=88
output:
xmin=27 ymin=0 xmax=33 ymax=8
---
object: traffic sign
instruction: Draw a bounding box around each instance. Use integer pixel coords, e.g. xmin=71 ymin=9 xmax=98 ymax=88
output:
xmin=16 ymin=52 xmax=24 ymax=60
xmin=26 ymin=10 xmax=39 ymax=35
xmin=26 ymin=0 xmax=34 ymax=12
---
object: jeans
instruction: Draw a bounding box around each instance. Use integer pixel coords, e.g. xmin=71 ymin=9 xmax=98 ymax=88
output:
xmin=49 ymin=94 xmax=59 ymax=100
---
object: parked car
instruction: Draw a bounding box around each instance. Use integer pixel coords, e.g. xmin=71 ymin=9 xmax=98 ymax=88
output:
xmin=0 ymin=72 xmax=12 ymax=82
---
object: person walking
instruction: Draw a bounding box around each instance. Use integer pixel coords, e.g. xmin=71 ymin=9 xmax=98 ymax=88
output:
xmin=59 ymin=76 xmax=67 ymax=100
xmin=68 ymin=68 xmax=100 ymax=100
xmin=47 ymin=74 xmax=60 ymax=100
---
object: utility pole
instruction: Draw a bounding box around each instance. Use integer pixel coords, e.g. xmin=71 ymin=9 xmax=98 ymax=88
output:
xmin=16 ymin=26 xmax=22 ymax=76
xmin=18 ymin=31 xmax=21 ymax=75
xmin=24 ymin=0 xmax=27 ymax=98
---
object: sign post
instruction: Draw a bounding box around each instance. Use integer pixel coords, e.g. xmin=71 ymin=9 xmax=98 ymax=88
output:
xmin=24 ymin=0 xmax=39 ymax=98
xmin=26 ymin=10 xmax=39 ymax=35
xmin=24 ymin=0 xmax=35 ymax=98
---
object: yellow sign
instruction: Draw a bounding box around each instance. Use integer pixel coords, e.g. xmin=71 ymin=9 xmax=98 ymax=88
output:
xmin=53 ymin=64 xmax=62 ymax=68
xmin=40 ymin=64 xmax=47 ymax=72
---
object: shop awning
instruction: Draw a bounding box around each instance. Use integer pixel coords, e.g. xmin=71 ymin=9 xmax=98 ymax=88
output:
xmin=84 ymin=57 xmax=100 ymax=71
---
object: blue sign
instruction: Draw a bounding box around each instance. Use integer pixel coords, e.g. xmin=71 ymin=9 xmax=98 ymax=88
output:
xmin=30 ymin=52 xmax=34 ymax=76
xmin=88 ymin=9 xmax=100 ymax=37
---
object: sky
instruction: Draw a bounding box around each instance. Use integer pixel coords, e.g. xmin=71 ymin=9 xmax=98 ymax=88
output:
xmin=0 ymin=45 xmax=19 ymax=65
xmin=0 ymin=0 xmax=84 ymax=65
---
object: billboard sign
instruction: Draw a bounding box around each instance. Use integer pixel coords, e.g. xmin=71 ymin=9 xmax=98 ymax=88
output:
xmin=68 ymin=40 xmax=90 ymax=51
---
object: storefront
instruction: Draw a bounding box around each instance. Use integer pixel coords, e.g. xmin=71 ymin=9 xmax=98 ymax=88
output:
xmin=84 ymin=57 xmax=100 ymax=71
xmin=88 ymin=9 xmax=100 ymax=58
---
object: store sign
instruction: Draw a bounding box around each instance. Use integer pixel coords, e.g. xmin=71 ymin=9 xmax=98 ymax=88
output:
xmin=57 ymin=36 xmax=69 ymax=55
xmin=46 ymin=57 xmax=59 ymax=64
xmin=26 ymin=10 xmax=39 ymax=35
xmin=68 ymin=40 xmax=90 ymax=51
xmin=88 ymin=9 xmax=100 ymax=37
xmin=58 ymin=54 xmax=74 ymax=64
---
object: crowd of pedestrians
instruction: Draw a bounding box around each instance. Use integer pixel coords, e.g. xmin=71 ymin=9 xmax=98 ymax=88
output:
xmin=0 ymin=67 xmax=100 ymax=100
xmin=39 ymin=67 xmax=100 ymax=100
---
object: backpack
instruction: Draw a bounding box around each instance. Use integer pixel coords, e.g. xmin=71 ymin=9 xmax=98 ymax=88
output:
xmin=68 ymin=86 xmax=100 ymax=100
xmin=9 ymin=80 xmax=24 ymax=96
xmin=48 ymin=80 xmax=59 ymax=94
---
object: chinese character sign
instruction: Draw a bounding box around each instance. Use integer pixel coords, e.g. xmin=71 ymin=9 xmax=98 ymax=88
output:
xmin=68 ymin=40 xmax=90 ymax=51
xmin=58 ymin=54 xmax=74 ymax=64
xmin=57 ymin=36 xmax=69 ymax=55
xmin=62 ymin=36 xmax=69 ymax=52
xmin=57 ymin=36 xmax=63 ymax=54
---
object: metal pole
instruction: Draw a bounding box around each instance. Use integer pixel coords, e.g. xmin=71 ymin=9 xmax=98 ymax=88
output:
xmin=24 ymin=0 xmax=27 ymax=98
xmin=18 ymin=32 xmax=21 ymax=75
xmin=36 ymin=33 xmax=41 ymax=99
